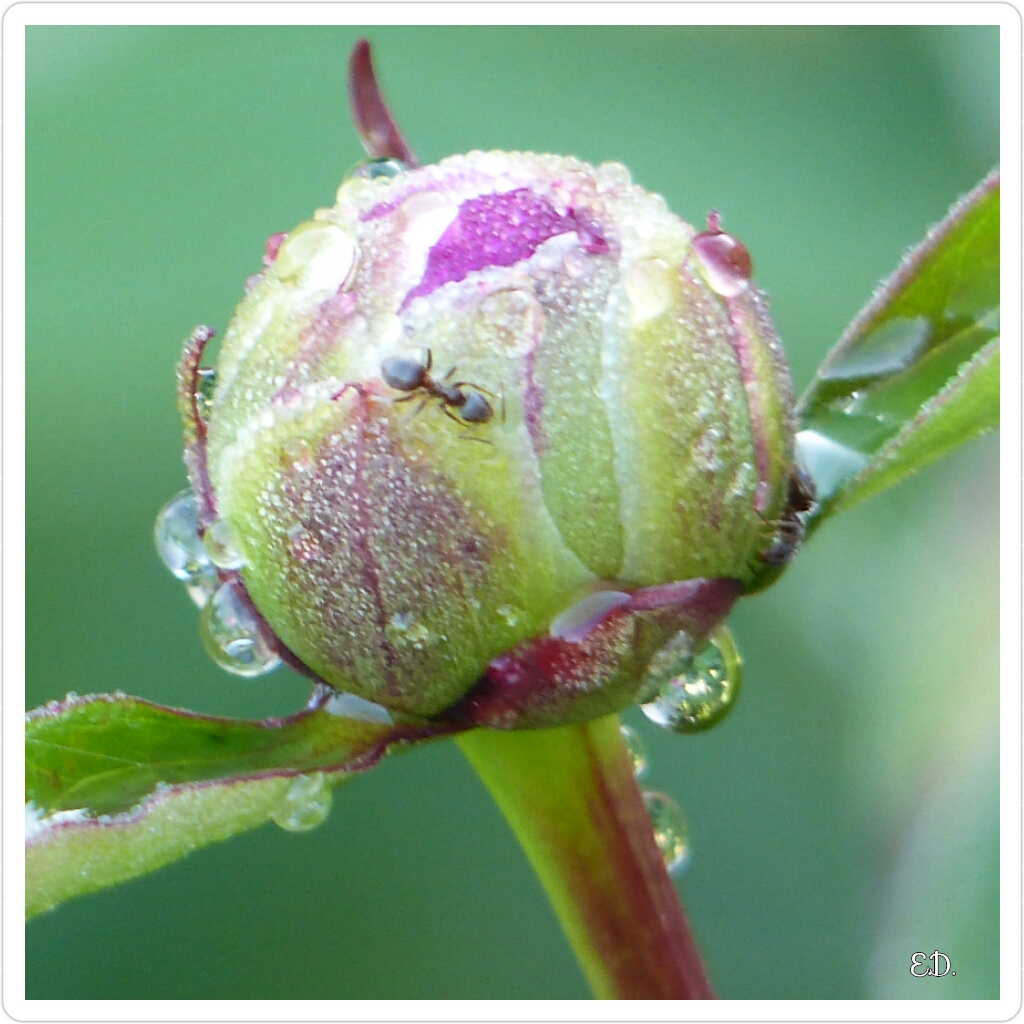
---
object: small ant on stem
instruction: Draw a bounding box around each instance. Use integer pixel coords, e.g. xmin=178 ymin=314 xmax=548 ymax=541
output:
xmin=380 ymin=349 xmax=503 ymax=438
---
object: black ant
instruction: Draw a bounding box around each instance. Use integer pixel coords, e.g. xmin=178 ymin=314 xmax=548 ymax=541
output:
xmin=380 ymin=349 xmax=502 ymax=434
xmin=757 ymin=465 xmax=817 ymax=568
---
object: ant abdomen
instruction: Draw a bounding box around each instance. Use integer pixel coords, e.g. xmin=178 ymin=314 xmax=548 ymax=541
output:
xmin=458 ymin=390 xmax=494 ymax=424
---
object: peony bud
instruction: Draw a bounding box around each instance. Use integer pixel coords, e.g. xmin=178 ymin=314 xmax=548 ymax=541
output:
xmin=173 ymin=146 xmax=803 ymax=725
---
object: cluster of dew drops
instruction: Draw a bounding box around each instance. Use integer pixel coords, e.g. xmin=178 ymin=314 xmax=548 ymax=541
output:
xmin=154 ymin=488 xmax=282 ymax=679
xmin=155 ymin=487 xmax=337 ymax=833
xmin=622 ymin=622 xmax=743 ymax=875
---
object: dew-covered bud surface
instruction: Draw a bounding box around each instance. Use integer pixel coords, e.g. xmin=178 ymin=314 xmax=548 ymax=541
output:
xmin=186 ymin=151 xmax=797 ymax=719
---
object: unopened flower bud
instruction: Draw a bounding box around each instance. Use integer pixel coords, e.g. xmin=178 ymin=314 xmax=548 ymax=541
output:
xmin=177 ymin=150 xmax=800 ymax=724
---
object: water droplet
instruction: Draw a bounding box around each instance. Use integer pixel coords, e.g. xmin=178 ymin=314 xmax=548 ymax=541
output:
xmin=335 ymin=176 xmax=382 ymax=207
xmin=643 ymin=790 xmax=691 ymax=873
xmin=283 ymin=436 xmax=314 ymax=471
xmin=595 ymin=161 xmax=632 ymax=191
xmin=389 ymin=611 xmax=415 ymax=632
xmin=203 ymin=518 xmax=247 ymax=569
xmin=385 ymin=612 xmax=438 ymax=649
xmin=620 ymin=724 xmax=649 ymax=780
xmin=286 ymin=523 xmax=320 ymax=563
xmin=496 ymin=604 xmax=523 ymax=629
xmin=196 ymin=368 xmax=217 ymax=421
xmin=639 ymin=625 xmax=742 ymax=733
xmin=625 ymin=258 xmax=675 ymax=323
xmin=272 ymin=384 xmax=304 ymax=411
xmin=563 ymin=247 xmax=591 ymax=278
xmin=549 ymin=591 xmax=631 ymax=642
xmin=476 ymin=288 xmax=543 ymax=356
xmin=155 ymin=489 xmax=219 ymax=606
xmin=794 ymin=429 xmax=868 ymax=505
xmin=264 ymin=231 xmax=288 ymax=264
xmin=323 ymin=691 xmax=394 ymax=724
xmin=199 ymin=583 xmax=281 ymax=677
xmin=274 ymin=222 xmax=356 ymax=293
xmin=347 ymin=157 xmax=409 ymax=181
xmin=691 ymin=227 xmax=753 ymax=297
xmin=819 ymin=316 xmax=930 ymax=381
xmin=398 ymin=190 xmax=459 ymax=252
xmin=271 ymin=773 xmax=332 ymax=832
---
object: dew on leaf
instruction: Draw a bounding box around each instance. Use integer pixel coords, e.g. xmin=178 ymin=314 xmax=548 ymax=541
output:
xmin=323 ymin=691 xmax=394 ymax=724
xmin=818 ymin=316 xmax=930 ymax=382
xmin=271 ymin=773 xmax=332 ymax=832
xmin=794 ymin=428 xmax=869 ymax=506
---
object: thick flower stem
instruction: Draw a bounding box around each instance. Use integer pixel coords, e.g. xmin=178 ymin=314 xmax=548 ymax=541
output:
xmin=457 ymin=716 xmax=715 ymax=999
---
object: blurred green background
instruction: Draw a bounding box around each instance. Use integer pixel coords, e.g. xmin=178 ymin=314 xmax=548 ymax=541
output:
xmin=25 ymin=25 xmax=999 ymax=1000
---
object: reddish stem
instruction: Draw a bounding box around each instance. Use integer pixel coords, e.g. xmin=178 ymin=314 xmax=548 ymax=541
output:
xmin=458 ymin=716 xmax=715 ymax=999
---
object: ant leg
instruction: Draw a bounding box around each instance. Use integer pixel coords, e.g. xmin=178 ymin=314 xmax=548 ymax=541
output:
xmin=392 ymin=391 xmax=430 ymax=417
xmin=331 ymin=382 xmax=367 ymax=401
xmin=440 ymin=405 xmax=494 ymax=445
xmin=451 ymin=381 xmax=496 ymax=398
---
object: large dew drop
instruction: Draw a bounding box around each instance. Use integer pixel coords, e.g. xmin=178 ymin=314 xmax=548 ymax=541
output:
xmin=639 ymin=625 xmax=742 ymax=733
xmin=620 ymin=723 xmax=649 ymax=781
xmin=271 ymin=772 xmax=332 ymax=832
xmin=691 ymin=220 xmax=753 ymax=298
xmin=154 ymin=489 xmax=218 ymax=607
xmin=199 ymin=583 xmax=281 ymax=678
xmin=642 ymin=790 xmax=691 ymax=874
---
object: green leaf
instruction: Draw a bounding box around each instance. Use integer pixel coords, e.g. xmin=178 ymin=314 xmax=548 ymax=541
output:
xmin=26 ymin=692 xmax=449 ymax=917
xmin=797 ymin=169 xmax=999 ymax=533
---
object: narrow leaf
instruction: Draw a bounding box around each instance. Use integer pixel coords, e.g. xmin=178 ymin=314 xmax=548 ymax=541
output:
xmin=26 ymin=692 xmax=451 ymax=917
xmin=27 ymin=774 xmax=293 ymax=919
xmin=797 ymin=170 xmax=999 ymax=531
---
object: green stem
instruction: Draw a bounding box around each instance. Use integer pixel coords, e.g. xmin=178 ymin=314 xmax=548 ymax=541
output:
xmin=457 ymin=716 xmax=715 ymax=999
